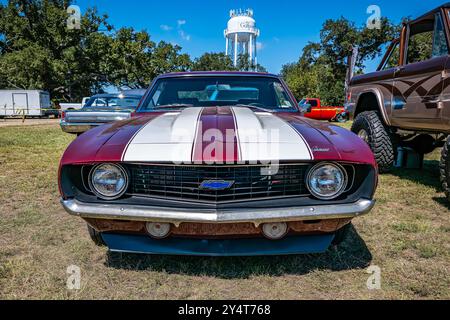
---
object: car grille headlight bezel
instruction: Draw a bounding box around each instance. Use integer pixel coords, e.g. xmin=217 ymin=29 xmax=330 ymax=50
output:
xmin=88 ymin=163 xmax=129 ymax=200
xmin=306 ymin=162 xmax=348 ymax=200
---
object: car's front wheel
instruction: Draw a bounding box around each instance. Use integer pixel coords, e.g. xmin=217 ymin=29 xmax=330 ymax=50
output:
xmin=87 ymin=224 xmax=106 ymax=246
xmin=440 ymin=136 xmax=450 ymax=202
xmin=351 ymin=111 xmax=395 ymax=173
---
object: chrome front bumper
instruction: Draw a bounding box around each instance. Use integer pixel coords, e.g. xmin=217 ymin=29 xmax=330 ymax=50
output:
xmin=61 ymin=198 xmax=375 ymax=227
xmin=60 ymin=122 xmax=98 ymax=134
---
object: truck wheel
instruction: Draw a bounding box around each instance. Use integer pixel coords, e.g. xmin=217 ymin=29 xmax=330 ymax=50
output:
xmin=332 ymin=223 xmax=352 ymax=246
xmin=440 ymin=136 xmax=450 ymax=202
xmin=336 ymin=113 xmax=348 ymax=123
xmin=352 ymin=111 xmax=395 ymax=173
xmin=87 ymin=224 xmax=106 ymax=247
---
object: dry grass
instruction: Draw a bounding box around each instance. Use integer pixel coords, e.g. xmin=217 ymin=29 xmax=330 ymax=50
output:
xmin=0 ymin=123 xmax=449 ymax=300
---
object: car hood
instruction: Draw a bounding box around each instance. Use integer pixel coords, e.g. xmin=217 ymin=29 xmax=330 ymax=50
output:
xmin=61 ymin=107 xmax=375 ymax=166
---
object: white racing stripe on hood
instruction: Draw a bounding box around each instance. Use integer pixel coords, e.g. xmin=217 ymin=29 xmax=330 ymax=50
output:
xmin=231 ymin=107 xmax=313 ymax=161
xmin=122 ymin=108 xmax=203 ymax=163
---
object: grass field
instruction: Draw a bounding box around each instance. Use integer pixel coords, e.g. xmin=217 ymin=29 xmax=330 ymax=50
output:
xmin=0 ymin=123 xmax=449 ymax=299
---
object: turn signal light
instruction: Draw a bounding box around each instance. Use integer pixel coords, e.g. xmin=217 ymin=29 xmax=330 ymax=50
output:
xmin=146 ymin=222 xmax=171 ymax=239
xmin=262 ymin=222 xmax=288 ymax=240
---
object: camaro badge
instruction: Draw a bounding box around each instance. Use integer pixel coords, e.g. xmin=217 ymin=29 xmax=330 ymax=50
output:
xmin=199 ymin=180 xmax=235 ymax=191
xmin=312 ymin=146 xmax=330 ymax=152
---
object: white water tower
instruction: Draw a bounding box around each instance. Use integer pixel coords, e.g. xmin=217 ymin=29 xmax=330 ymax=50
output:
xmin=224 ymin=9 xmax=260 ymax=67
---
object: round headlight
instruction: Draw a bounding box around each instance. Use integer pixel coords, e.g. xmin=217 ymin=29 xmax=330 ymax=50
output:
xmin=307 ymin=163 xmax=348 ymax=200
xmin=89 ymin=164 xmax=128 ymax=200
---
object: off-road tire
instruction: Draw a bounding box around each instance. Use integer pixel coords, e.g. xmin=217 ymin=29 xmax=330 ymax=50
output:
xmin=332 ymin=223 xmax=352 ymax=246
xmin=351 ymin=111 xmax=395 ymax=173
xmin=440 ymin=136 xmax=450 ymax=202
xmin=87 ymin=224 xmax=106 ymax=247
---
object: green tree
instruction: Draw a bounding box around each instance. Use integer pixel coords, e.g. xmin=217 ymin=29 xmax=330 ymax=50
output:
xmin=192 ymin=52 xmax=235 ymax=71
xmin=281 ymin=17 xmax=400 ymax=105
xmin=149 ymin=41 xmax=192 ymax=78
xmin=0 ymin=0 xmax=193 ymax=100
xmin=237 ymin=53 xmax=267 ymax=72
xmin=0 ymin=0 xmax=113 ymax=101
xmin=101 ymin=29 xmax=191 ymax=89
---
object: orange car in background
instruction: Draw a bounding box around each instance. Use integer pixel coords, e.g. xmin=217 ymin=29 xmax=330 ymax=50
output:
xmin=300 ymin=98 xmax=348 ymax=122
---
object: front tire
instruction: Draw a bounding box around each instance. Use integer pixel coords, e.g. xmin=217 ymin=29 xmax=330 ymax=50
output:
xmin=440 ymin=136 xmax=450 ymax=202
xmin=87 ymin=224 xmax=106 ymax=247
xmin=352 ymin=111 xmax=395 ymax=173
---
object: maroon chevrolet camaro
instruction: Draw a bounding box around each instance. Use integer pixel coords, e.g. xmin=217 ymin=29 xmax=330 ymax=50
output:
xmin=58 ymin=72 xmax=378 ymax=256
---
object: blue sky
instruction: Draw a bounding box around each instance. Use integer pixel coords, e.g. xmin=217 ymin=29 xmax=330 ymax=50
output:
xmin=71 ymin=0 xmax=446 ymax=74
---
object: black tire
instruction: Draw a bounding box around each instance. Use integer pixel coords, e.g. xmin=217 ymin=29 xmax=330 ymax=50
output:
xmin=351 ymin=111 xmax=395 ymax=173
xmin=87 ymin=224 xmax=106 ymax=247
xmin=440 ymin=136 xmax=450 ymax=202
xmin=336 ymin=113 xmax=348 ymax=123
xmin=332 ymin=223 xmax=352 ymax=246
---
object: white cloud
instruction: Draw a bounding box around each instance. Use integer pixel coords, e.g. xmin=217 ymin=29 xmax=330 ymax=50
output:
xmin=256 ymin=42 xmax=264 ymax=50
xmin=160 ymin=24 xmax=173 ymax=31
xmin=179 ymin=30 xmax=191 ymax=41
xmin=177 ymin=19 xmax=186 ymax=27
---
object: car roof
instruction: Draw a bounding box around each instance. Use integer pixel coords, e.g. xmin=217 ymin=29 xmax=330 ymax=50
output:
xmin=121 ymin=89 xmax=147 ymax=95
xmin=90 ymin=93 xmax=144 ymax=98
xmin=157 ymin=71 xmax=280 ymax=79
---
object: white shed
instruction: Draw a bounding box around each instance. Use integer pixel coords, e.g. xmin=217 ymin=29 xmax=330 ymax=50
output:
xmin=0 ymin=90 xmax=52 ymax=117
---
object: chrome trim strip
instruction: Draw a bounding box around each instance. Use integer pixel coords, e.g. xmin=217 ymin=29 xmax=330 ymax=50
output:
xmin=61 ymin=198 xmax=375 ymax=227
xmin=60 ymin=123 xmax=97 ymax=133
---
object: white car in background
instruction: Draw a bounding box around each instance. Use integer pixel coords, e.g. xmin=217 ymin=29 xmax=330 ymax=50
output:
xmin=60 ymin=90 xmax=146 ymax=135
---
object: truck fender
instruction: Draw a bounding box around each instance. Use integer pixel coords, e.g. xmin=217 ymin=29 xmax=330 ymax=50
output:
xmin=354 ymin=89 xmax=391 ymax=126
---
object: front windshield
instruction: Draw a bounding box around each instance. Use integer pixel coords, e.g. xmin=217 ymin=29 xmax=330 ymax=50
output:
xmin=85 ymin=96 xmax=142 ymax=109
xmin=139 ymin=76 xmax=297 ymax=112
xmin=299 ymin=99 xmax=307 ymax=105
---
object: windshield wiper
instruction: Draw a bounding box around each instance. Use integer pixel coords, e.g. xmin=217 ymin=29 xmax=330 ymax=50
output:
xmin=234 ymin=104 xmax=273 ymax=113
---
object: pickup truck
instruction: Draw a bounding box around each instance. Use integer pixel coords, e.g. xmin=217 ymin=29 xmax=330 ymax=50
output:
xmin=59 ymin=98 xmax=90 ymax=112
xmin=299 ymin=98 xmax=347 ymax=122
xmin=346 ymin=3 xmax=450 ymax=200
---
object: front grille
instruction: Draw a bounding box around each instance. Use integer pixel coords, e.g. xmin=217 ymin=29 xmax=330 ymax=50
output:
xmin=127 ymin=164 xmax=311 ymax=203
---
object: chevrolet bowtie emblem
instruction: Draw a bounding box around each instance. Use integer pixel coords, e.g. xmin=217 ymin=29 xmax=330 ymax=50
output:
xmin=199 ymin=180 xmax=235 ymax=191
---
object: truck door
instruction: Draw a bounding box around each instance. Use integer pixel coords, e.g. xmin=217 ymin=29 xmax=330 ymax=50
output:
xmin=12 ymin=93 xmax=28 ymax=115
xmin=308 ymin=99 xmax=321 ymax=119
xmin=392 ymin=12 xmax=448 ymax=131
xmin=439 ymin=9 xmax=450 ymax=131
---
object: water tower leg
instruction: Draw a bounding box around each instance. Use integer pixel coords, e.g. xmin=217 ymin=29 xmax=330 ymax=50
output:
xmin=234 ymin=33 xmax=238 ymax=66
xmin=254 ymin=39 xmax=257 ymax=67
xmin=249 ymin=34 xmax=253 ymax=62
xmin=225 ymin=38 xmax=229 ymax=56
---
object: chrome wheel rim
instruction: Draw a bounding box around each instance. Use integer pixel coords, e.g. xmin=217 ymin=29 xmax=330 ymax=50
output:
xmin=358 ymin=129 xmax=369 ymax=143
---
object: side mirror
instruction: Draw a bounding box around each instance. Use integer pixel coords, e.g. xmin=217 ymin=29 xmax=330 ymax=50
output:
xmin=299 ymin=103 xmax=312 ymax=114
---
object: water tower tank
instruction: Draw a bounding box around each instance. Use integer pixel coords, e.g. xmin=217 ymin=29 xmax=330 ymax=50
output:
xmin=224 ymin=9 xmax=260 ymax=67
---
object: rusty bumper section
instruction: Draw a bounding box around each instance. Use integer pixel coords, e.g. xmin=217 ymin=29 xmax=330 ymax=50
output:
xmin=85 ymin=218 xmax=352 ymax=238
